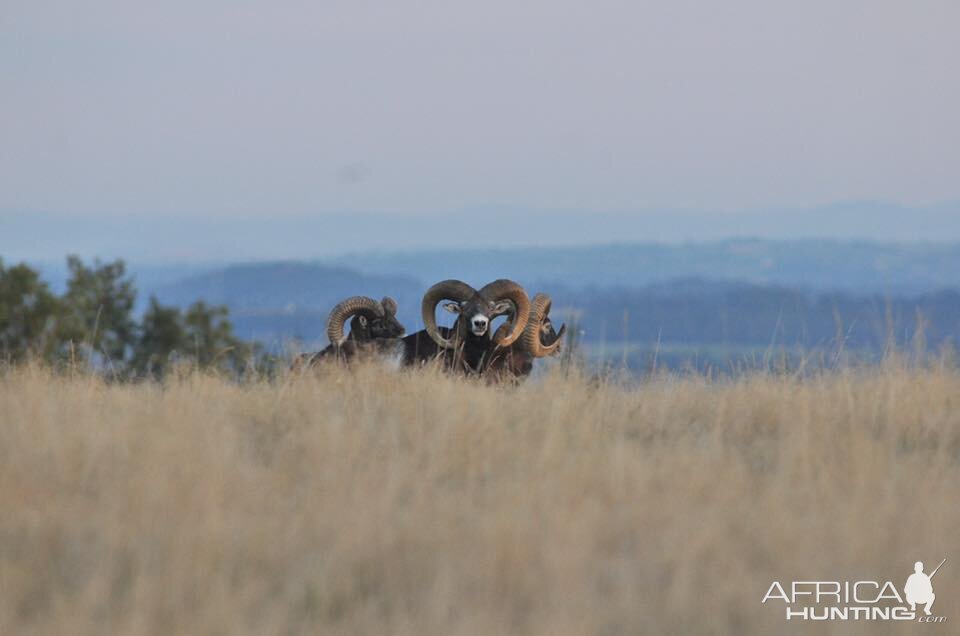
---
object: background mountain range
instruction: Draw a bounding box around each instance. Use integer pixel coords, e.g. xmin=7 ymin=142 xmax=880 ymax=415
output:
xmin=18 ymin=236 xmax=957 ymax=370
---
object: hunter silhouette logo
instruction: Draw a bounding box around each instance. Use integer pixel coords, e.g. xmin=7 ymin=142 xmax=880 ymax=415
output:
xmin=762 ymin=558 xmax=948 ymax=623
xmin=905 ymin=559 xmax=945 ymax=616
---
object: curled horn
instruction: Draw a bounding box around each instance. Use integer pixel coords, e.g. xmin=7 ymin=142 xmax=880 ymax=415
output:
xmin=326 ymin=296 xmax=383 ymax=345
xmin=421 ymin=280 xmax=477 ymax=349
xmin=521 ymin=293 xmax=566 ymax=357
xmin=479 ymin=279 xmax=530 ymax=347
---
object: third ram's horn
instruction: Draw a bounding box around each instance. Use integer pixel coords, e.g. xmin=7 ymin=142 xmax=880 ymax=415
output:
xmin=326 ymin=296 xmax=384 ymax=345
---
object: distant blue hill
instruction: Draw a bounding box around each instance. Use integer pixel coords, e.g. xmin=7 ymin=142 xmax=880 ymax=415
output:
xmin=151 ymin=261 xmax=419 ymax=310
xmin=328 ymin=238 xmax=960 ymax=294
xmin=148 ymin=262 xmax=422 ymax=345
xmin=31 ymin=238 xmax=960 ymax=303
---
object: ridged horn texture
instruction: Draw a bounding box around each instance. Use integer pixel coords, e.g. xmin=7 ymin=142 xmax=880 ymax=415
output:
xmin=521 ymin=293 xmax=566 ymax=357
xmin=479 ymin=279 xmax=531 ymax=347
xmin=326 ymin=296 xmax=384 ymax=345
xmin=421 ymin=280 xmax=477 ymax=349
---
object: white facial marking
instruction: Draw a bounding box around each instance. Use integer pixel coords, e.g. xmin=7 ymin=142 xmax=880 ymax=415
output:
xmin=470 ymin=313 xmax=489 ymax=336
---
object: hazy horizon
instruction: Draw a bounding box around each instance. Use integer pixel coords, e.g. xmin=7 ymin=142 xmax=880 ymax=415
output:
xmin=4 ymin=199 xmax=960 ymax=266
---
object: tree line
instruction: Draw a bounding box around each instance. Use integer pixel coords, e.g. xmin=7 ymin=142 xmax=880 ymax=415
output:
xmin=0 ymin=256 xmax=257 ymax=377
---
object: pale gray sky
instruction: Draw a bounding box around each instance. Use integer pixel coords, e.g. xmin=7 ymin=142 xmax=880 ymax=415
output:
xmin=2 ymin=1 xmax=958 ymax=225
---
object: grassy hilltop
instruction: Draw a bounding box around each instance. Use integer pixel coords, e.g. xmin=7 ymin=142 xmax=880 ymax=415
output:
xmin=1 ymin=361 xmax=958 ymax=635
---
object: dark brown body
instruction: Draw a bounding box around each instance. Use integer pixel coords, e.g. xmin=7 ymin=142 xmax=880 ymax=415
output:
xmin=295 ymin=298 xmax=405 ymax=368
xmin=401 ymin=324 xmax=494 ymax=373
xmin=483 ymin=314 xmax=563 ymax=381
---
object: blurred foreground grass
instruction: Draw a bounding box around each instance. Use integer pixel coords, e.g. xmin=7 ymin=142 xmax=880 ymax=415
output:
xmin=1 ymin=360 xmax=958 ymax=635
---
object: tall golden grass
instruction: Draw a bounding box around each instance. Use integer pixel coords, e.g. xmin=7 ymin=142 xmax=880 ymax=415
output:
xmin=1 ymin=360 xmax=957 ymax=635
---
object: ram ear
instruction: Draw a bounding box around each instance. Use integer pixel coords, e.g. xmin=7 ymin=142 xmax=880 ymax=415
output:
xmin=442 ymin=302 xmax=462 ymax=314
xmin=492 ymin=300 xmax=513 ymax=316
xmin=357 ymin=315 xmax=369 ymax=328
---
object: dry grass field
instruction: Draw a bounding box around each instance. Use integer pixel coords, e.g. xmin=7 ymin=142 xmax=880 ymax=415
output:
xmin=1 ymin=360 xmax=958 ymax=635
